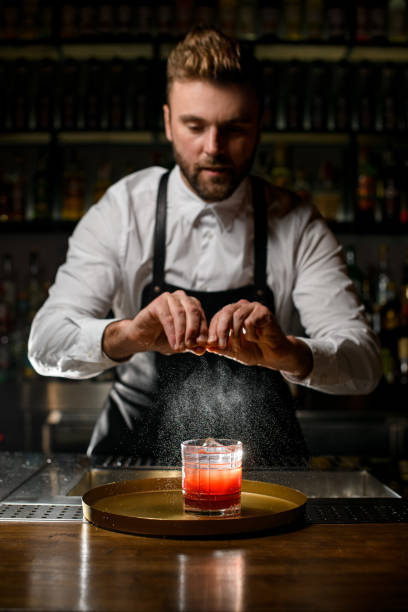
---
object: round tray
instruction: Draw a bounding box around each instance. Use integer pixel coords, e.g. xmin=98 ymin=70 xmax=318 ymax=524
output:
xmin=82 ymin=477 xmax=307 ymax=537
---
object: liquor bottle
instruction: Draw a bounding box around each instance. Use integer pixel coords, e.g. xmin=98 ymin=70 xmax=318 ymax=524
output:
xmin=107 ymin=58 xmax=127 ymax=130
xmin=12 ymin=59 xmax=31 ymax=131
xmin=6 ymin=156 xmax=26 ymax=221
xmin=269 ymin=143 xmax=291 ymax=189
xmin=313 ymin=160 xmax=342 ymax=221
xmin=98 ymin=2 xmax=115 ymax=37
xmin=116 ymin=2 xmax=132 ymax=37
xmin=261 ymin=61 xmax=278 ymax=131
xmin=39 ymin=0 xmax=53 ymax=40
xmin=400 ymin=252 xmax=408 ymax=328
xmin=327 ymin=61 xmax=350 ymax=132
xmin=379 ymin=149 xmax=400 ymax=227
xmin=293 ymin=168 xmax=312 ymax=203
xmin=352 ymin=62 xmax=375 ymax=132
xmin=355 ymin=0 xmax=370 ymax=42
xmin=156 ymin=2 xmax=172 ymax=37
xmin=258 ymin=0 xmax=280 ymax=40
xmin=282 ymin=0 xmax=303 ymax=40
xmin=326 ymin=1 xmax=348 ymax=42
xmin=59 ymin=59 xmax=81 ymax=130
xmin=175 ymin=0 xmax=194 ymax=36
xmin=194 ymin=0 xmax=216 ymax=28
xmin=133 ymin=1 xmax=153 ymax=39
xmin=304 ymin=0 xmax=324 ymax=41
xmin=376 ymin=63 xmax=400 ymax=133
xmin=1 ymin=0 xmax=19 ymax=39
xmin=283 ymin=60 xmax=304 ymax=131
xmin=0 ymin=254 xmax=17 ymax=333
xmin=83 ymin=59 xmax=106 ymax=130
xmin=370 ymin=0 xmax=387 ymax=42
xmin=22 ymin=0 xmax=40 ymax=40
xmin=78 ymin=2 xmax=96 ymax=38
xmin=35 ymin=58 xmax=56 ymax=131
xmin=132 ymin=59 xmax=150 ymax=130
xmin=344 ymin=245 xmax=364 ymax=301
xmin=33 ymin=152 xmax=52 ymax=220
xmin=27 ymin=251 xmax=45 ymax=323
xmin=388 ymin=0 xmax=407 ymax=43
xmin=92 ymin=161 xmax=112 ymax=203
xmin=398 ymin=338 xmax=408 ymax=385
xmin=356 ymin=145 xmax=376 ymax=226
xmin=303 ymin=61 xmax=328 ymax=132
xmin=237 ymin=0 xmax=258 ymax=40
xmin=60 ymin=2 xmax=78 ymax=39
xmin=218 ymin=0 xmax=237 ymax=36
xmin=61 ymin=150 xmax=86 ymax=220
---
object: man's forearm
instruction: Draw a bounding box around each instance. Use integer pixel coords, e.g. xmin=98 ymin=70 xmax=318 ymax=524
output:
xmin=276 ymin=336 xmax=314 ymax=380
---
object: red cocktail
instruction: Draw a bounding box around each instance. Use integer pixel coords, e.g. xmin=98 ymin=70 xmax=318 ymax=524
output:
xmin=181 ymin=438 xmax=243 ymax=516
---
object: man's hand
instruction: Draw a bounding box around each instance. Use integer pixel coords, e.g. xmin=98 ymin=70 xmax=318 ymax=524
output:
xmin=102 ymin=290 xmax=208 ymax=361
xmin=206 ymin=299 xmax=313 ymax=379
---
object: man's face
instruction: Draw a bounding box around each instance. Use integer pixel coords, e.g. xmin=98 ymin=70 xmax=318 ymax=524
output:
xmin=163 ymin=79 xmax=261 ymax=202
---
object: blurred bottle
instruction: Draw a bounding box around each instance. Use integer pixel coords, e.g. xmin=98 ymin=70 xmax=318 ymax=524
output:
xmin=12 ymin=59 xmax=32 ymax=131
xmin=352 ymin=62 xmax=376 ymax=132
xmin=370 ymin=0 xmax=387 ymax=42
xmin=84 ymin=59 xmax=107 ymax=130
xmin=176 ymin=0 xmax=194 ymax=36
xmin=379 ymin=149 xmax=400 ymax=227
xmin=60 ymin=2 xmax=78 ymax=39
xmin=97 ymin=2 xmax=115 ymax=37
xmin=400 ymin=252 xmax=408 ymax=328
xmin=269 ymin=143 xmax=291 ymax=189
xmin=156 ymin=1 xmax=172 ymax=37
xmin=92 ymin=161 xmax=112 ymax=203
xmin=27 ymin=251 xmax=46 ymax=324
xmin=345 ymin=245 xmax=364 ymax=301
xmin=327 ymin=61 xmax=351 ymax=131
xmin=6 ymin=157 xmax=26 ymax=222
xmin=218 ymin=0 xmax=237 ymax=36
xmin=237 ymin=0 xmax=258 ymax=40
xmin=313 ymin=160 xmax=342 ymax=221
xmin=388 ymin=0 xmax=407 ymax=43
xmin=107 ymin=58 xmax=127 ymax=130
xmin=133 ymin=1 xmax=153 ymax=39
xmin=304 ymin=0 xmax=324 ymax=40
xmin=293 ymin=168 xmax=312 ymax=203
xmin=355 ymin=0 xmax=370 ymax=42
xmin=303 ymin=61 xmax=328 ymax=132
xmin=33 ymin=152 xmax=53 ymax=220
xmin=261 ymin=61 xmax=278 ymax=131
xmin=116 ymin=2 xmax=133 ymax=37
xmin=0 ymin=254 xmax=17 ymax=333
xmin=326 ymin=0 xmax=348 ymax=42
xmin=35 ymin=58 xmax=56 ymax=131
xmin=258 ymin=0 xmax=280 ymax=40
xmin=61 ymin=151 xmax=86 ymax=221
xmin=58 ymin=59 xmax=81 ymax=130
xmin=194 ymin=0 xmax=216 ymax=28
xmin=283 ymin=60 xmax=304 ymax=131
xmin=398 ymin=338 xmax=408 ymax=385
xmin=356 ymin=145 xmax=376 ymax=226
xmin=282 ymin=0 xmax=303 ymax=40
xmin=21 ymin=0 xmax=40 ymax=40
xmin=1 ymin=0 xmax=19 ymax=39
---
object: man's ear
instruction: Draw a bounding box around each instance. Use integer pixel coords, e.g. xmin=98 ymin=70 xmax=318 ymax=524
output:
xmin=163 ymin=104 xmax=172 ymax=142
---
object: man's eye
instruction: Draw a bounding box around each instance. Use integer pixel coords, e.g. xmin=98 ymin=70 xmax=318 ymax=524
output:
xmin=188 ymin=125 xmax=203 ymax=132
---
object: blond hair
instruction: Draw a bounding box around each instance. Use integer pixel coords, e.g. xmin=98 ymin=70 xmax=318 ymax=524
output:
xmin=166 ymin=27 xmax=263 ymax=105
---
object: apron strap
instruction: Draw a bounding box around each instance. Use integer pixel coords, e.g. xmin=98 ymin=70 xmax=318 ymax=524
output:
xmin=152 ymin=171 xmax=269 ymax=295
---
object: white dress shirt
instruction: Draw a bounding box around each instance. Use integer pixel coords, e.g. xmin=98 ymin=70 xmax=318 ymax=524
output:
xmin=28 ymin=165 xmax=382 ymax=395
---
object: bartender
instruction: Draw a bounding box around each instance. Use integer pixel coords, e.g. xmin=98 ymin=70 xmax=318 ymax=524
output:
xmin=28 ymin=27 xmax=382 ymax=466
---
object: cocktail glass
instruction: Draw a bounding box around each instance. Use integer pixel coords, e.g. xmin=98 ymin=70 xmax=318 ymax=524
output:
xmin=181 ymin=438 xmax=243 ymax=516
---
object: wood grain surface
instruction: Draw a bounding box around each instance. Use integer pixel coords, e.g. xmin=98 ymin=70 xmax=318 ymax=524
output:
xmin=0 ymin=522 xmax=407 ymax=611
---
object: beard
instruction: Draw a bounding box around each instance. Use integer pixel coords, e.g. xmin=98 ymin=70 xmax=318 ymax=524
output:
xmin=172 ymin=145 xmax=257 ymax=203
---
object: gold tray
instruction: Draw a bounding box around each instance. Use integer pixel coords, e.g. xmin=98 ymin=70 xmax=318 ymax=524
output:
xmin=82 ymin=477 xmax=307 ymax=537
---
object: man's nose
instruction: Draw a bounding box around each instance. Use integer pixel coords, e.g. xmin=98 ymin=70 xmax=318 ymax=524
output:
xmin=203 ymin=127 xmax=224 ymax=155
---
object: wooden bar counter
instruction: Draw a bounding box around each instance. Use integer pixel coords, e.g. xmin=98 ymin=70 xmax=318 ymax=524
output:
xmin=1 ymin=521 xmax=407 ymax=611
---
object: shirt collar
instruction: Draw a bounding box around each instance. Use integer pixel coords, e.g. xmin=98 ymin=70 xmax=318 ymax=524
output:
xmin=168 ymin=165 xmax=250 ymax=232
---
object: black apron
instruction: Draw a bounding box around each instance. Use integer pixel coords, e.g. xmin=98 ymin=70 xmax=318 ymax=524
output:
xmin=87 ymin=172 xmax=309 ymax=467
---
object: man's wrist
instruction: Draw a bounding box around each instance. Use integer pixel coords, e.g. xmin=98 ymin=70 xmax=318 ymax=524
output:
xmin=102 ymin=319 xmax=135 ymax=362
xmin=281 ymin=336 xmax=313 ymax=380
